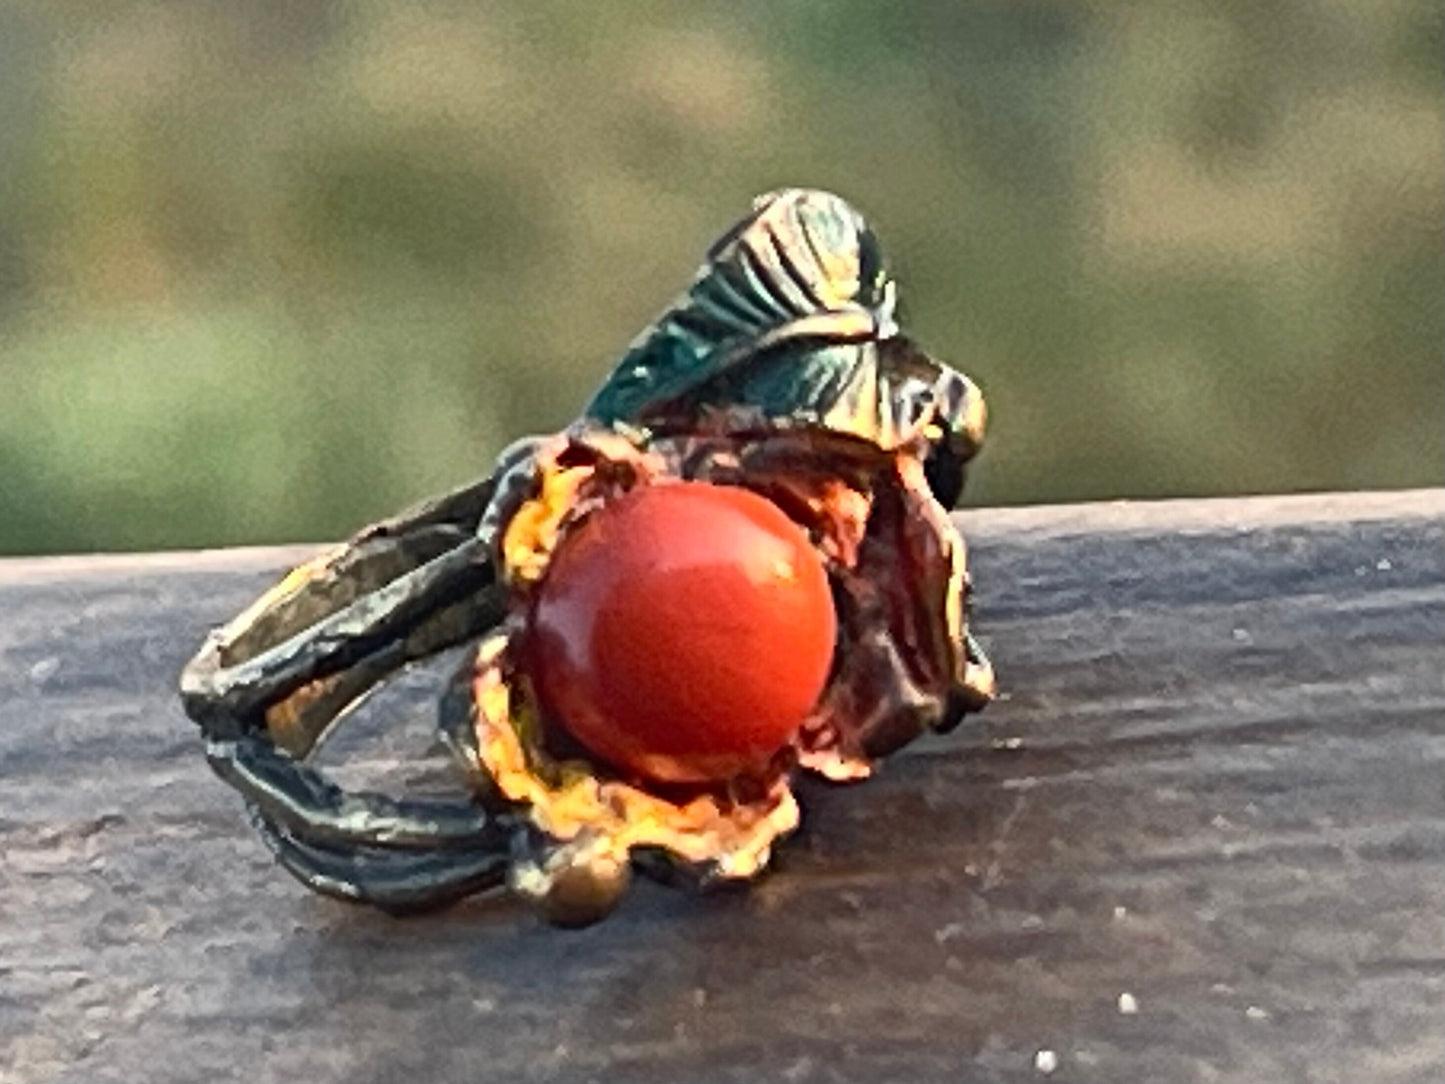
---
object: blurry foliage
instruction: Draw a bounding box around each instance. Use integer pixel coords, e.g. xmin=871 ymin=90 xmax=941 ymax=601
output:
xmin=0 ymin=0 xmax=1440 ymax=554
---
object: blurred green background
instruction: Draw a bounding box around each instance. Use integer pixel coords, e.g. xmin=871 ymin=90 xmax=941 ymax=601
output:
xmin=0 ymin=1 xmax=1440 ymax=555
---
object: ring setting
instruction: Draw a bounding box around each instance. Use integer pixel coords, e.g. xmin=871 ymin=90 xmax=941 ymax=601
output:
xmin=181 ymin=189 xmax=995 ymax=927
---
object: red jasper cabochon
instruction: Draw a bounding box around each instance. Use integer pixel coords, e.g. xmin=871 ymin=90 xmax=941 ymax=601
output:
xmin=526 ymin=481 xmax=837 ymax=784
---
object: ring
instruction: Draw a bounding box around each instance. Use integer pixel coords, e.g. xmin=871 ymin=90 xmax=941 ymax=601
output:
xmin=180 ymin=188 xmax=996 ymax=927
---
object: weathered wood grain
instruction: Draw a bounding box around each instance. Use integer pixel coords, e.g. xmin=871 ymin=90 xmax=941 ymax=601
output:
xmin=2 ymin=490 xmax=1442 ymax=1084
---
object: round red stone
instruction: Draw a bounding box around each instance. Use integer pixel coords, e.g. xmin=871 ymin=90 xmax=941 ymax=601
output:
xmin=525 ymin=481 xmax=837 ymax=784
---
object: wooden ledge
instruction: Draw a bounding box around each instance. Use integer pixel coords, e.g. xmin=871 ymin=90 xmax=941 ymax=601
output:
xmin=2 ymin=489 xmax=1442 ymax=1084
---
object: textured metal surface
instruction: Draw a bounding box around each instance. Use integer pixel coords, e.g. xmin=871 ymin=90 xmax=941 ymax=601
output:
xmin=3 ymin=489 xmax=1442 ymax=1084
xmin=587 ymin=190 xmax=984 ymax=481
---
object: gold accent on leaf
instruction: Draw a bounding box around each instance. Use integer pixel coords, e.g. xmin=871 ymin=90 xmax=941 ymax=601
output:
xmin=470 ymin=632 xmax=798 ymax=880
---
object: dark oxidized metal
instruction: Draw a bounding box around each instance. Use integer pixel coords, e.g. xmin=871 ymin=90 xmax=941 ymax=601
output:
xmin=180 ymin=189 xmax=995 ymax=926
